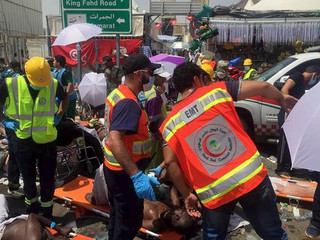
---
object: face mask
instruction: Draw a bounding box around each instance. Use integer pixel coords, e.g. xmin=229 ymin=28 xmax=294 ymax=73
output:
xmin=307 ymin=75 xmax=317 ymax=86
xmin=217 ymin=72 xmax=227 ymax=80
xmin=143 ymin=76 xmax=155 ymax=92
xmin=29 ymin=84 xmax=44 ymax=91
xmin=244 ymin=66 xmax=251 ymax=71
xmin=137 ymin=91 xmax=147 ymax=102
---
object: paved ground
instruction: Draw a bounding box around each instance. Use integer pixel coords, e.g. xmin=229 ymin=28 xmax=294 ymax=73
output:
xmin=0 ymin=141 xmax=316 ymax=240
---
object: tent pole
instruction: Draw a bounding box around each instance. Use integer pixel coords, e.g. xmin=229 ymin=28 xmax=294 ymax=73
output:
xmin=116 ymin=34 xmax=120 ymax=67
xmin=77 ymin=42 xmax=82 ymax=84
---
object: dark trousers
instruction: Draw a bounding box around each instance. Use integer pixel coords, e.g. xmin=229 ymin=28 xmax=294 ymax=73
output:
xmin=104 ymin=164 xmax=144 ymax=240
xmin=276 ymin=110 xmax=291 ymax=171
xmin=311 ymin=171 xmax=320 ymax=228
xmin=201 ymin=176 xmax=287 ymax=240
xmin=5 ymin=128 xmax=20 ymax=191
xmin=13 ymin=137 xmax=57 ymax=215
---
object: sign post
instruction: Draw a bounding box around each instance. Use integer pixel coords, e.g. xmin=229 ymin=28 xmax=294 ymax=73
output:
xmin=61 ymin=0 xmax=132 ymax=34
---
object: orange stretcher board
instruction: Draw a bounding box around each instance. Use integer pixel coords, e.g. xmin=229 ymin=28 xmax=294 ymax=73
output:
xmin=270 ymin=177 xmax=317 ymax=202
xmin=47 ymin=228 xmax=94 ymax=240
xmin=54 ymin=175 xmax=183 ymax=240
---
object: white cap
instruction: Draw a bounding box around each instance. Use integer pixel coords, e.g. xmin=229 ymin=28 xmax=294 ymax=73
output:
xmin=153 ymin=65 xmax=171 ymax=79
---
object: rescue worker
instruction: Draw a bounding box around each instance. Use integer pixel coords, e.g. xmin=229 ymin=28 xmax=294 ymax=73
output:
xmin=104 ymin=54 xmax=161 ymax=240
xmin=0 ymin=57 xmax=69 ymax=218
xmin=276 ymin=65 xmax=320 ymax=177
xmin=1 ymin=61 xmax=20 ymax=81
xmin=53 ymin=55 xmax=76 ymax=119
xmin=145 ymin=65 xmax=171 ymax=170
xmin=243 ymin=58 xmax=258 ymax=80
xmin=201 ymin=64 xmax=214 ymax=85
xmin=160 ymin=62 xmax=297 ymax=240
xmin=45 ymin=56 xmax=55 ymax=77
xmin=1 ymin=61 xmax=22 ymax=198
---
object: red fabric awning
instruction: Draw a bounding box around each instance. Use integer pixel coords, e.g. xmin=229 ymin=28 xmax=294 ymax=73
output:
xmin=51 ymin=37 xmax=143 ymax=66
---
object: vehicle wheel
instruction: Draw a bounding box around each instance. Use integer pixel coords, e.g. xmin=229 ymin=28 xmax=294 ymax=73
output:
xmin=55 ymin=146 xmax=79 ymax=188
xmin=240 ymin=117 xmax=254 ymax=139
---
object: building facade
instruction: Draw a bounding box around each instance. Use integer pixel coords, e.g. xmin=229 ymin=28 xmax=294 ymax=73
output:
xmin=0 ymin=0 xmax=43 ymax=63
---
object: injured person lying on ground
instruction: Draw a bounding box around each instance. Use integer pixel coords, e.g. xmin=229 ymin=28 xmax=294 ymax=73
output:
xmin=85 ymin=164 xmax=197 ymax=233
xmin=0 ymin=194 xmax=73 ymax=240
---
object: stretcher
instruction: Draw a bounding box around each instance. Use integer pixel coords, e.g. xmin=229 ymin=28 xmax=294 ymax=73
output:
xmin=47 ymin=228 xmax=93 ymax=239
xmin=270 ymin=176 xmax=317 ymax=202
xmin=54 ymin=175 xmax=183 ymax=240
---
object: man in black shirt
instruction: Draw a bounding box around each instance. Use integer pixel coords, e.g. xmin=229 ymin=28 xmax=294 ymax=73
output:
xmin=276 ymin=65 xmax=320 ymax=176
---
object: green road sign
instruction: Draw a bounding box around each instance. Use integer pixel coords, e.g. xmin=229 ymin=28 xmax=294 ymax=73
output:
xmin=61 ymin=0 xmax=132 ymax=34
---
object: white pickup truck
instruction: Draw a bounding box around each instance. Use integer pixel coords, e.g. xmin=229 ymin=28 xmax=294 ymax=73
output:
xmin=234 ymin=52 xmax=320 ymax=143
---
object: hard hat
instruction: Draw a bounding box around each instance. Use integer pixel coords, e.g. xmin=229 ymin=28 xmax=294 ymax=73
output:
xmin=25 ymin=57 xmax=51 ymax=87
xmin=243 ymin=58 xmax=252 ymax=66
xmin=201 ymin=64 xmax=214 ymax=79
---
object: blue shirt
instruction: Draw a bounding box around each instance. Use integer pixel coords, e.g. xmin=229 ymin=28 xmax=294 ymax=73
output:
xmin=110 ymin=99 xmax=141 ymax=135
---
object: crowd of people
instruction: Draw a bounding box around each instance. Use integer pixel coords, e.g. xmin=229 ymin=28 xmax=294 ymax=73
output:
xmin=0 ymin=48 xmax=319 ymax=240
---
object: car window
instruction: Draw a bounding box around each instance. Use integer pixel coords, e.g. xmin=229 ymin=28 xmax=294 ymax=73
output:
xmin=256 ymin=58 xmax=296 ymax=82
xmin=273 ymin=58 xmax=320 ymax=90
xmin=286 ymin=59 xmax=320 ymax=75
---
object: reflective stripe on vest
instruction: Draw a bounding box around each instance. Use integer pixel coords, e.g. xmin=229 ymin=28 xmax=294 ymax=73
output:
xmin=5 ymin=76 xmax=58 ymax=143
xmin=107 ymin=89 xmax=125 ymax=107
xmin=163 ymin=88 xmax=232 ymax=142
xmin=104 ymin=145 xmax=121 ymax=167
xmin=132 ymin=139 xmax=152 ymax=155
xmin=195 ymin=151 xmax=263 ymax=204
xmin=145 ymin=87 xmax=156 ymax=99
xmin=104 ymin=87 xmax=151 ymax=169
xmin=244 ymin=69 xmax=254 ymax=80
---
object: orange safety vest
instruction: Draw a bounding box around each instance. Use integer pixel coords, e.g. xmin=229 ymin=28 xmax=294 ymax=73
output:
xmin=160 ymin=82 xmax=267 ymax=209
xmin=104 ymin=84 xmax=151 ymax=171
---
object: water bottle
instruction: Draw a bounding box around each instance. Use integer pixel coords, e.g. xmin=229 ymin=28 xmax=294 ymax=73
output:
xmin=281 ymin=203 xmax=289 ymax=222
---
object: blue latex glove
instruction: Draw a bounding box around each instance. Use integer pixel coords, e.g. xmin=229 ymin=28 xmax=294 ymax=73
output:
xmin=1 ymin=118 xmax=19 ymax=131
xmin=149 ymin=166 xmax=163 ymax=177
xmin=130 ymin=171 xmax=160 ymax=201
xmin=53 ymin=115 xmax=62 ymax=127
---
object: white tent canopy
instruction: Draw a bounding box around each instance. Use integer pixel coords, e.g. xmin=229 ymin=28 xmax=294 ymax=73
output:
xmin=245 ymin=0 xmax=320 ymax=11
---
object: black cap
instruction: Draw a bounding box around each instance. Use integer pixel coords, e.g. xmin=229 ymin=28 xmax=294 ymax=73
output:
xmin=123 ymin=53 xmax=161 ymax=75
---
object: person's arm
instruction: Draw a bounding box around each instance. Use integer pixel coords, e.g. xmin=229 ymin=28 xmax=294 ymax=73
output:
xmin=0 ymin=81 xmax=9 ymax=122
xmin=163 ymin=145 xmax=201 ymax=218
xmin=170 ymin=186 xmax=181 ymax=207
xmin=64 ymin=71 xmax=74 ymax=96
xmin=56 ymin=82 xmax=69 ymax=116
xmin=83 ymin=55 xmax=98 ymax=72
xmin=106 ymin=67 xmax=122 ymax=85
xmin=281 ymin=78 xmax=296 ymax=95
xmin=238 ymin=81 xmax=297 ymax=114
xmin=25 ymin=213 xmax=73 ymax=237
xmin=106 ymin=130 xmax=140 ymax=176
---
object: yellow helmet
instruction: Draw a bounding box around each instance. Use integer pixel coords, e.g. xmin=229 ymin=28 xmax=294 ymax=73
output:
xmin=201 ymin=63 xmax=214 ymax=79
xmin=243 ymin=58 xmax=252 ymax=66
xmin=25 ymin=57 xmax=51 ymax=87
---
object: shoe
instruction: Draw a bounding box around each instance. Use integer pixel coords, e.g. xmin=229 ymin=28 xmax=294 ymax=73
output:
xmin=305 ymin=224 xmax=320 ymax=238
xmin=7 ymin=189 xmax=24 ymax=199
